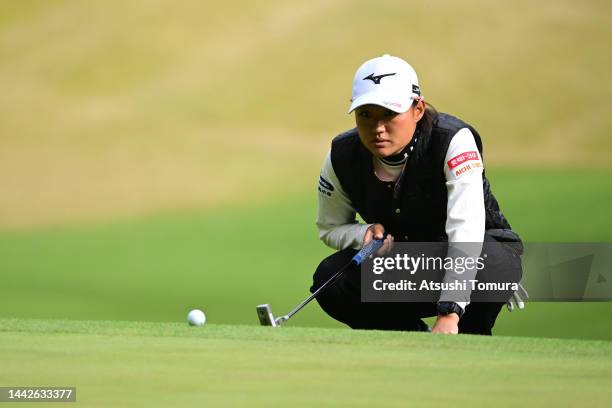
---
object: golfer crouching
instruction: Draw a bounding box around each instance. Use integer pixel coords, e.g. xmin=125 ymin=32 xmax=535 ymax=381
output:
xmin=312 ymin=54 xmax=522 ymax=335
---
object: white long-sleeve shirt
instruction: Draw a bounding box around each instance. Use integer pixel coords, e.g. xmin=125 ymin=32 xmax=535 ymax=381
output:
xmin=316 ymin=127 xmax=485 ymax=310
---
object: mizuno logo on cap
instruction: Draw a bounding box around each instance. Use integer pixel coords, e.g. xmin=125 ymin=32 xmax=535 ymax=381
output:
xmin=363 ymin=72 xmax=396 ymax=84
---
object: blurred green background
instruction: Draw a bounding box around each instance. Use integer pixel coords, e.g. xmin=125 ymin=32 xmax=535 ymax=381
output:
xmin=1 ymin=0 xmax=611 ymax=340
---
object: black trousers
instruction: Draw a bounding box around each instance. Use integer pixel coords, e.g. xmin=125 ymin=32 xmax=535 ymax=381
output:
xmin=310 ymin=233 xmax=520 ymax=335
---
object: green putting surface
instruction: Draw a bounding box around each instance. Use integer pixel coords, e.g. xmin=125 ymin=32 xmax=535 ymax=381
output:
xmin=1 ymin=1 xmax=611 ymax=405
xmin=1 ymin=318 xmax=611 ymax=407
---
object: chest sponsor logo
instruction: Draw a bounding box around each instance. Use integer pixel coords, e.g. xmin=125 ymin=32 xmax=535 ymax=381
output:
xmin=447 ymin=151 xmax=479 ymax=170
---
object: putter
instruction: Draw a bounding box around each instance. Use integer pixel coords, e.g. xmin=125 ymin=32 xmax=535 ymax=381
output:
xmin=257 ymin=234 xmax=387 ymax=327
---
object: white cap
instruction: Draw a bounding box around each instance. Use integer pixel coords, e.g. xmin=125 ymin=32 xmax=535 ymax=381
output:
xmin=348 ymin=54 xmax=421 ymax=114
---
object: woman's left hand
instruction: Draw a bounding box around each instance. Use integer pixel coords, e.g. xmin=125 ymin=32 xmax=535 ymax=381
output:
xmin=431 ymin=314 xmax=459 ymax=334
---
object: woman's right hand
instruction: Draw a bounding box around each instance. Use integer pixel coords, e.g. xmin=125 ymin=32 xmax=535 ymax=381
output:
xmin=363 ymin=223 xmax=394 ymax=256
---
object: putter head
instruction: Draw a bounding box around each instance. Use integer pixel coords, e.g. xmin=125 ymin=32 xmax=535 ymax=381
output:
xmin=256 ymin=304 xmax=280 ymax=328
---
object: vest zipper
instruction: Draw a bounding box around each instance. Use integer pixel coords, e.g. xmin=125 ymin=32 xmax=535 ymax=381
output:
xmin=392 ymin=152 xmax=409 ymax=203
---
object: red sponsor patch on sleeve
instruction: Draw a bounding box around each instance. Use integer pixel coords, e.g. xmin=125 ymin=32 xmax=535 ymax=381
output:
xmin=447 ymin=151 xmax=479 ymax=169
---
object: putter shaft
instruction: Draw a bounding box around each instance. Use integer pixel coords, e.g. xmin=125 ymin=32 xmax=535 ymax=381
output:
xmin=257 ymin=235 xmax=386 ymax=327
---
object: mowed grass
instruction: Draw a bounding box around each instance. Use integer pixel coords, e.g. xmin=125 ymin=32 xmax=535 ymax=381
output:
xmin=1 ymin=2 xmax=611 ymax=405
xmin=1 ymin=318 xmax=611 ymax=408
xmin=1 ymin=0 xmax=611 ymax=228
xmin=1 ymin=170 xmax=612 ymax=340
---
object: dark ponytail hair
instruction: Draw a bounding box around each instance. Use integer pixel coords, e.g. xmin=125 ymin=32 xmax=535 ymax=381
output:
xmin=416 ymin=100 xmax=437 ymax=134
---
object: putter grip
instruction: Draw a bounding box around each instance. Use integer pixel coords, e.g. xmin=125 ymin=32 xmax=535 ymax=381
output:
xmin=351 ymin=233 xmax=387 ymax=265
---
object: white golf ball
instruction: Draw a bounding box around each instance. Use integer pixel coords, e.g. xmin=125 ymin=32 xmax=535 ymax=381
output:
xmin=187 ymin=309 xmax=206 ymax=326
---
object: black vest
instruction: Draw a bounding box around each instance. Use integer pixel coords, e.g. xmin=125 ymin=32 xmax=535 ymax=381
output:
xmin=330 ymin=112 xmax=512 ymax=242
